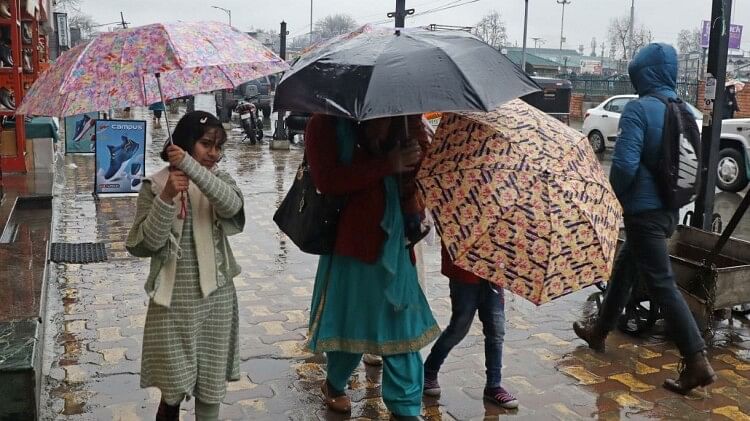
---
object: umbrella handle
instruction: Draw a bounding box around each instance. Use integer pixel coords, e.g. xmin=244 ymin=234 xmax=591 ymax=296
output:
xmin=157 ymin=72 xmax=185 ymax=218
xmin=178 ymin=192 xmax=187 ymax=220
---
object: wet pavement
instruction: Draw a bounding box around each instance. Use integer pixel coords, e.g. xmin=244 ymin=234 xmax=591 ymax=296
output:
xmin=39 ymin=108 xmax=750 ymax=420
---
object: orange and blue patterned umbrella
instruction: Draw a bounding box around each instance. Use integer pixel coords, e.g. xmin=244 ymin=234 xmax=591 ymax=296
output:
xmin=417 ymin=100 xmax=622 ymax=305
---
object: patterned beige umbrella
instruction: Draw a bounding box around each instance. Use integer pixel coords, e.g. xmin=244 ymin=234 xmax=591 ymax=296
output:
xmin=417 ymin=99 xmax=622 ymax=305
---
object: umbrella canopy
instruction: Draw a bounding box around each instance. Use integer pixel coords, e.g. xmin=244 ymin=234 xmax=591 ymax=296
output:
xmin=417 ymin=100 xmax=622 ymax=305
xmin=726 ymin=79 xmax=745 ymax=92
xmin=17 ymin=21 xmax=288 ymax=117
xmin=273 ymin=25 xmax=539 ymax=121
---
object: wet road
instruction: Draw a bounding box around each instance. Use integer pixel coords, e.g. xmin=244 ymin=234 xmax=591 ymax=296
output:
xmin=40 ymin=108 xmax=750 ymax=420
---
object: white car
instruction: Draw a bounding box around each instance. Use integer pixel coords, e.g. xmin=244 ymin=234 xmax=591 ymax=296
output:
xmin=582 ymin=94 xmax=702 ymax=153
xmin=582 ymin=94 xmax=750 ymax=192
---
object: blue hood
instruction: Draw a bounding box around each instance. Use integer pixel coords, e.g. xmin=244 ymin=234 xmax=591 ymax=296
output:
xmin=628 ymin=43 xmax=678 ymax=96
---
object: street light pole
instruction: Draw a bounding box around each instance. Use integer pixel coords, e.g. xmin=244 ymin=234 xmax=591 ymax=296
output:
xmin=211 ymin=5 xmax=232 ymax=124
xmin=557 ymin=0 xmax=571 ymax=68
xmin=628 ymin=0 xmax=635 ymax=60
xmin=211 ymin=5 xmax=231 ymax=26
xmin=521 ymin=0 xmax=529 ymax=73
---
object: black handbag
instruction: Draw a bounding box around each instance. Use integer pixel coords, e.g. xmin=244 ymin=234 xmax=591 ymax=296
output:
xmin=273 ymin=158 xmax=345 ymax=255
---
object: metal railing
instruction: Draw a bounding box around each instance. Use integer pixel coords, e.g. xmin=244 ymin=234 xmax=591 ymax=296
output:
xmin=566 ymin=77 xmax=700 ymax=105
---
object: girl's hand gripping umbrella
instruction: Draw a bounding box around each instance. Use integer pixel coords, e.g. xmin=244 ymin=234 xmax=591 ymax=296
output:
xmin=164 ymin=143 xmax=189 ymax=219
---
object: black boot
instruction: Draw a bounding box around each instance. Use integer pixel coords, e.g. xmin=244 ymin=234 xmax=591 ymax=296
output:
xmin=0 ymin=87 xmax=15 ymax=110
xmin=573 ymin=318 xmax=608 ymax=352
xmin=0 ymin=40 xmax=12 ymax=67
xmin=155 ymin=400 xmax=180 ymax=421
xmin=21 ymin=22 xmax=31 ymax=44
xmin=663 ymin=350 xmax=717 ymax=395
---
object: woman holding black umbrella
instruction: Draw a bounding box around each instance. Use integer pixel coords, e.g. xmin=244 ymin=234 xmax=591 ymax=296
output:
xmin=305 ymin=113 xmax=440 ymax=420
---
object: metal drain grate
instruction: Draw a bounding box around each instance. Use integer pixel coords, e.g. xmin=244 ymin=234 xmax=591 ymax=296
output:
xmin=50 ymin=243 xmax=108 ymax=264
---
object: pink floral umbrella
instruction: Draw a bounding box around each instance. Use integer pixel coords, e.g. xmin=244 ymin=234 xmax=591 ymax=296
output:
xmin=17 ymin=21 xmax=288 ymax=117
xmin=18 ymin=21 xmax=288 ymax=219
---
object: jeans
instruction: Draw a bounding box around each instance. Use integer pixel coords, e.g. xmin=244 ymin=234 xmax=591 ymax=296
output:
xmin=424 ymin=279 xmax=506 ymax=388
xmin=598 ymin=209 xmax=705 ymax=357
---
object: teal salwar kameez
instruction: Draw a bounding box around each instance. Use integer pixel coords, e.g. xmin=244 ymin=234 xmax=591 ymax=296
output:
xmin=306 ymin=120 xmax=439 ymax=416
xmin=307 ymin=176 xmax=439 ymax=355
xmin=307 ymin=174 xmax=439 ymax=416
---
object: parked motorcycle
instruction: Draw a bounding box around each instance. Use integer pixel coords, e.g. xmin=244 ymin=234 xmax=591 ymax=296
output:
xmin=235 ymin=96 xmax=264 ymax=144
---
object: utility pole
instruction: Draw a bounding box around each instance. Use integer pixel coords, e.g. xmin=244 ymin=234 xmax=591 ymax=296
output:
xmin=211 ymin=6 xmax=232 ymax=26
xmin=388 ymin=0 xmax=414 ymax=28
xmin=627 ymin=0 xmax=635 ymax=60
xmin=271 ymin=21 xmax=290 ymax=150
xmin=557 ymin=0 xmax=571 ymax=67
xmin=120 ymin=11 xmax=128 ymax=29
xmin=693 ymin=0 xmax=733 ymax=230
xmin=521 ymin=0 xmax=529 ymax=73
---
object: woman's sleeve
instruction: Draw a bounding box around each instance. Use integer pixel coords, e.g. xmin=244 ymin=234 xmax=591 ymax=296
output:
xmin=306 ymin=115 xmax=393 ymax=195
xmin=176 ymin=154 xmax=244 ymax=219
xmin=125 ymin=182 xmax=176 ymax=257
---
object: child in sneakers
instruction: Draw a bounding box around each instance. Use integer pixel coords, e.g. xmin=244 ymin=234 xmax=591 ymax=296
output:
xmin=422 ymin=245 xmax=518 ymax=410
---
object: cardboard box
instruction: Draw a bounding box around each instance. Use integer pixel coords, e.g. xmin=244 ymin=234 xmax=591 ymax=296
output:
xmin=0 ymin=129 xmax=17 ymax=157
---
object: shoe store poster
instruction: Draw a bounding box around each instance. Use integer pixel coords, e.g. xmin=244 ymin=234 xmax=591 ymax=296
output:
xmin=94 ymin=119 xmax=146 ymax=194
xmin=64 ymin=112 xmax=98 ymax=153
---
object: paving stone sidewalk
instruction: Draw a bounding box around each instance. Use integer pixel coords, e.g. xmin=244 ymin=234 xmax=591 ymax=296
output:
xmin=40 ymin=108 xmax=750 ymax=420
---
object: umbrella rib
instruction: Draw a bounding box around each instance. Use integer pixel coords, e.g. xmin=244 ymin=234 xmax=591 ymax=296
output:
xmin=58 ymin=38 xmax=98 ymax=95
xmin=549 ymin=177 xmax=612 ymax=268
xmin=538 ymin=178 xmax=554 ymax=305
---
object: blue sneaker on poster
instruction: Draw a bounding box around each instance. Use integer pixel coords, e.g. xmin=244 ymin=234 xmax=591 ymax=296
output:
xmin=104 ymin=136 xmax=140 ymax=180
xmin=73 ymin=115 xmax=95 ymax=142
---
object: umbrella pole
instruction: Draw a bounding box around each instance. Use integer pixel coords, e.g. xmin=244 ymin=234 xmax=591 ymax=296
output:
xmin=155 ymin=72 xmax=174 ymax=145
xmin=155 ymin=72 xmax=187 ymax=219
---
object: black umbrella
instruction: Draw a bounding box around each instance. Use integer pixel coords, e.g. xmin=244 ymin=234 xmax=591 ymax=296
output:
xmin=274 ymin=25 xmax=540 ymax=121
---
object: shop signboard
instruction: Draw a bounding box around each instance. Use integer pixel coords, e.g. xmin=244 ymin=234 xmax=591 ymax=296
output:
xmin=94 ymin=119 xmax=146 ymax=194
xmin=64 ymin=112 xmax=98 ymax=154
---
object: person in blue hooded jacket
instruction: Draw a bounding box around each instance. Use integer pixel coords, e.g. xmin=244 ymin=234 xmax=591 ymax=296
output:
xmin=573 ymin=43 xmax=716 ymax=395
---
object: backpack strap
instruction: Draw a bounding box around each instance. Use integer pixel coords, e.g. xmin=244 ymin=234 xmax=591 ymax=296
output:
xmin=647 ymin=93 xmax=676 ymax=104
xmin=649 ymin=93 xmax=667 ymax=103
xmin=640 ymin=94 xmax=675 ymax=175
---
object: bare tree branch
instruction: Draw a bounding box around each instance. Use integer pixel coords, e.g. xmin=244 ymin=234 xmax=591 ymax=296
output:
xmin=54 ymin=0 xmax=81 ymax=13
xmin=313 ymin=14 xmax=357 ymax=42
xmin=607 ymin=15 xmax=652 ymax=60
xmin=68 ymin=13 xmax=98 ymax=40
xmin=472 ymin=10 xmax=506 ymax=49
xmin=677 ymin=28 xmax=702 ymax=54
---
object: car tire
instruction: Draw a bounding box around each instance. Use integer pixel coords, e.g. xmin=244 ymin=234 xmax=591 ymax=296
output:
xmin=717 ymin=147 xmax=749 ymax=192
xmin=588 ymin=130 xmax=606 ymax=153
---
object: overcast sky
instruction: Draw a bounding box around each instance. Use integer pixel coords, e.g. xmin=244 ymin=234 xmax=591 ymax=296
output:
xmin=75 ymin=1 xmax=749 ymax=53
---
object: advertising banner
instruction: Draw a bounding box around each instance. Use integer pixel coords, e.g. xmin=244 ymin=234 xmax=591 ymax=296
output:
xmin=701 ymin=20 xmax=743 ymax=49
xmin=64 ymin=112 xmax=98 ymax=153
xmin=580 ymin=59 xmax=603 ymax=75
xmin=55 ymin=12 xmax=70 ymax=48
xmin=94 ymin=119 xmax=146 ymax=194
